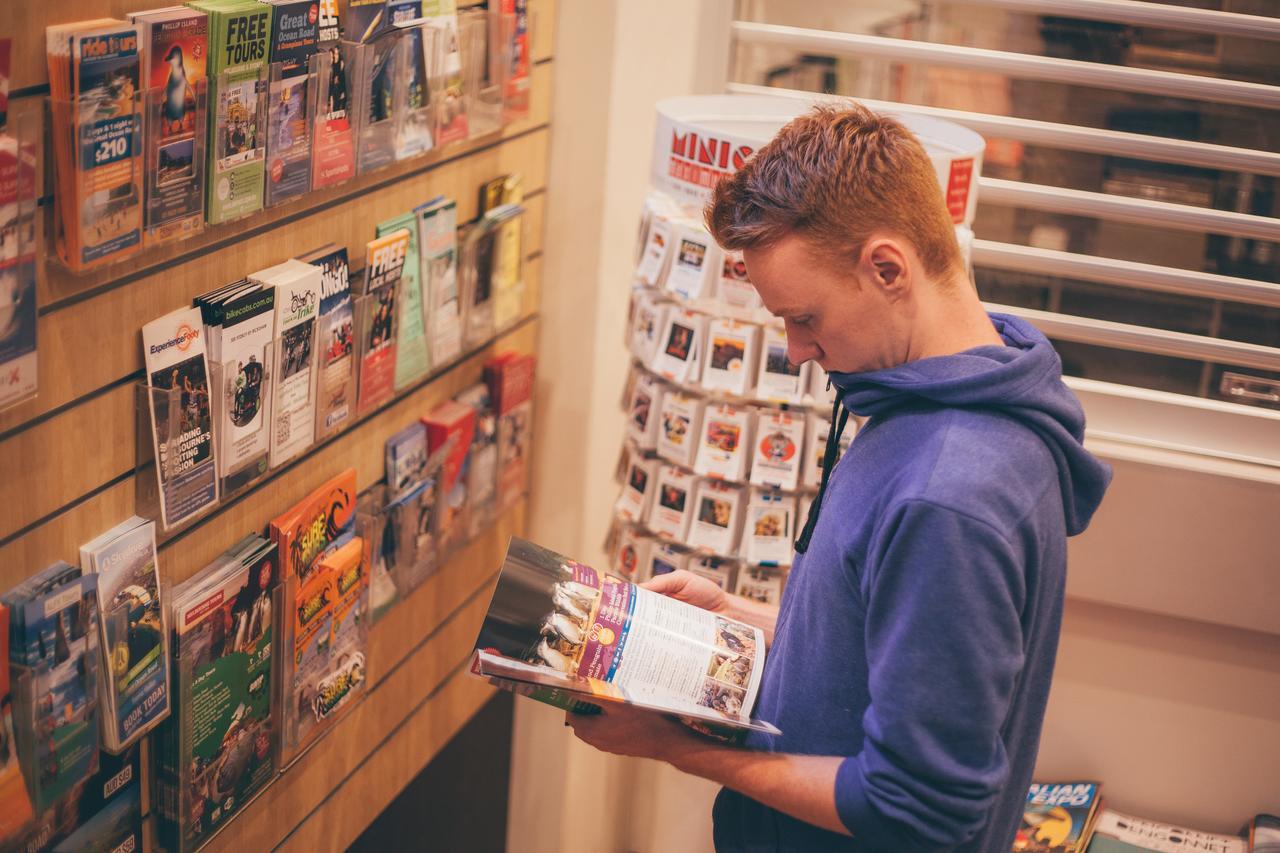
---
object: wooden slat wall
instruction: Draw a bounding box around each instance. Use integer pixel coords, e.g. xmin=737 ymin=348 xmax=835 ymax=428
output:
xmin=1 ymin=1 xmax=555 ymax=848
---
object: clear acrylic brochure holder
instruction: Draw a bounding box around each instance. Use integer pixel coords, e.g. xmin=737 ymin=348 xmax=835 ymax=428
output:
xmin=265 ymin=54 xmax=322 ymax=207
xmin=142 ymin=77 xmax=207 ymax=245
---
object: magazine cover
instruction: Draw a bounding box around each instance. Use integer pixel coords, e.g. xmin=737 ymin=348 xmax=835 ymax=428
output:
xmin=417 ymin=196 xmax=462 ymax=366
xmin=472 ymin=538 xmax=777 ymax=738
xmin=356 ymin=229 xmax=409 ymax=415
xmin=194 ymin=0 xmax=273 ymax=224
xmin=1086 ymin=808 xmax=1246 ymax=853
xmin=254 ymin=259 xmax=321 ymax=467
xmin=133 ymin=8 xmax=208 ymax=243
xmin=264 ymin=0 xmax=319 ymax=206
xmin=300 ymin=243 xmax=355 ymax=440
xmin=142 ymin=306 xmax=219 ymax=529
xmin=65 ymin=24 xmax=145 ymax=268
xmin=7 ymin=569 xmax=101 ymax=812
xmin=0 ymin=604 xmax=35 ymax=841
xmin=269 ymin=468 xmax=358 ymax=583
xmin=750 ymin=410 xmax=804 ymax=492
xmin=312 ymin=0 xmax=356 ymax=187
xmin=83 ymin=519 xmax=170 ymax=752
xmin=0 ymin=128 xmax=38 ymax=411
xmin=1014 ymin=781 xmax=1102 ymax=853
xmin=378 ymin=213 xmax=431 ymax=390
xmin=159 ymin=539 xmax=278 ymax=852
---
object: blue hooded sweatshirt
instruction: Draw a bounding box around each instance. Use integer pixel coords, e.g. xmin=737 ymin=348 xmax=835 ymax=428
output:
xmin=712 ymin=314 xmax=1111 ymax=852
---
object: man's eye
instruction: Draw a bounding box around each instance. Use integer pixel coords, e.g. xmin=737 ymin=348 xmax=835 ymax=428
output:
xmin=792 ymin=315 xmax=812 ymax=326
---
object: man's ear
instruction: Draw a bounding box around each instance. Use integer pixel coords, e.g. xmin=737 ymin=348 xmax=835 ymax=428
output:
xmin=862 ymin=239 xmax=910 ymax=299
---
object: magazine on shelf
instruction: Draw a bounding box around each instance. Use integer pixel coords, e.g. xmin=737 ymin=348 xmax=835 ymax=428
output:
xmin=735 ymin=564 xmax=784 ymax=605
xmin=355 ymin=229 xmax=410 ymax=415
xmin=650 ymin=308 xmax=705 ymax=385
xmin=615 ymin=449 xmax=656 ymax=523
xmin=142 ymin=306 xmax=219 ymax=529
xmin=154 ymin=535 xmax=278 ymax=853
xmin=471 ymin=538 xmax=778 ymax=738
xmin=422 ymin=399 xmax=476 ymax=556
xmin=628 ymin=288 xmax=669 ymax=366
xmin=377 ymin=212 xmax=431 ymax=390
xmin=647 ymin=464 xmax=696 ymax=541
xmin=689 ymin=554 xmax=737 ymax=591
xmin=202 ymin=283 xmax=276 ymax=493
xmin=2 ymin=562 xmax=101 ymax=813
xmin=1015 ymin=781 xmax=1102 ymax=853
xmin=756 ymin=325 xmax=808 ymax=404
xmin=46 ymin=20 xmax=145 ymax=269
xmin=264 ymin=0 xmax=319 ymax=206
xmin=610 ymin=525 xmax=652 ymax=582
xmin=417 ymin=195 xmax=463 ymax=366
xmin=253 ymin=259 xmax=321 ymax=468
xmin=648 ymin=540 xmax=690 ymax=579
xmin=656 ymin=390 xmax=704 ymax=468
xmin=132 ymin=7 xmax=208 ymax=243
xmin=79 ymin=516 xmax=170 ymax=752
xmin=312 ymin=0 xmax=356 ymax=187
xmin=485 ymin=350 xmax=536 ymax=509
xmin=193 ymin=0 xmax=272 ymax=224
xmin=717 ymin=251 xmax=762 ymax=311
xmin=750 ymin=410 xmax=804 ymax=492
xmin=664 ymin=220 xmax=720 ymax=302
xmin=455 ymin=382 xmax=499 ymax=535
xmin=1086 ymin=808 xmax=1245 ymax=853
xmin=702 ymin=317 xmax=759 ymax=397
xmin=0 ymin=126 xmax=37 ymax=411
xmin=423 ymin=0 xmax=469 ymax=145
xmin=743 ymin=490 xmax=795 ymax=566
xmin=626 ymin=371 xmax=664 ymax=451
xmin=387 ymin=0 xmax=434 ymax=159
xmin=0 ymin=602 xmax=35 ymax=840
xmin=694 ymin=403 xmax=753 ymax=482
xmin=299 ymin=243 xmax=356 ymax=440
xmin=688 ymin=480 xmax=745 ymax=555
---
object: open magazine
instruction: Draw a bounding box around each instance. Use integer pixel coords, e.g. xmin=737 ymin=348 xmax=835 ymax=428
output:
xmin=471 ymin=537 xmax=780 ymax=737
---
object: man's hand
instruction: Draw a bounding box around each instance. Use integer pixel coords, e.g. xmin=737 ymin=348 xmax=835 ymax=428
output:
xmin=642 ymin=570 xmax=729 ymax=613
xmin=565 ymin=705 xmax=701 ymax=762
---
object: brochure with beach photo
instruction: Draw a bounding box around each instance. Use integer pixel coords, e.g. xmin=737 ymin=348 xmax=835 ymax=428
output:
xmin=471 ymin=537 xmax=778 ymax=738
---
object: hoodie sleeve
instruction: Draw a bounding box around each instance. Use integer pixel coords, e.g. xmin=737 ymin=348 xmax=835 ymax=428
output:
xmin=834 ymin=498 xmax=1027 ymax=851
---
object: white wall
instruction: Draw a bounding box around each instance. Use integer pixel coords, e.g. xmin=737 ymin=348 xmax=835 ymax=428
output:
xmin=511 ymin=2 xmax=733 ymax=851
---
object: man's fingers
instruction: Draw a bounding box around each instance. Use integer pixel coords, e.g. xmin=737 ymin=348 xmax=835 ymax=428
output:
xmin=641 ymin=570 xmax=689 ymax=594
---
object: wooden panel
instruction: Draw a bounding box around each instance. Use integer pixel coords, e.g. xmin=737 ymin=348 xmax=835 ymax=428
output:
xmin=0 ymin=295 xmax=540 ymax=587
xmin=203 ymin=506 xmax=515 ymax=851
xmin=285 ymin=669 xmax=495 ymax=852
xmin=10 ymin=0 xmax=555 ymax=93
xmin=0 ymin=125 xmax=549 ymax=438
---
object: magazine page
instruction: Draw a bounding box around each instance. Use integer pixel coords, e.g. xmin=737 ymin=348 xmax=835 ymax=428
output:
xmin=474 ymin=538 xmax=777 ymax=734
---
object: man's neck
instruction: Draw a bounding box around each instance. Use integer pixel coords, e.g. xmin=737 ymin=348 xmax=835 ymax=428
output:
xmin=905 ymin=272 xmax=1004 ymax=362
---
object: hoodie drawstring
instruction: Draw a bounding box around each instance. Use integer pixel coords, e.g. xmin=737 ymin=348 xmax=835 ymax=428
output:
xmin=795 ymin=396 xmax=850 ymax=554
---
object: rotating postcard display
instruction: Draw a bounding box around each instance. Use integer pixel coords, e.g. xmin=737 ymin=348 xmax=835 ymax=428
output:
xmin=607 ymin=94 xmax=984 ymax=606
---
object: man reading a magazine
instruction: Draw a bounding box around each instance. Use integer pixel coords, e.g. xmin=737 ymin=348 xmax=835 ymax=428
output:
xmin=568 ymin=104 xmax=1111 ymax=851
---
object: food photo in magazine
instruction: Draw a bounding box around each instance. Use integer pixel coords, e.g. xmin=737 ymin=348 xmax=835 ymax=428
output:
xmin=471 ymin=537 xmax=779 ymax=740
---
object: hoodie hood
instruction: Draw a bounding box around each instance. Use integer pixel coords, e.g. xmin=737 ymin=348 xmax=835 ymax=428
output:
xmin=827 ymin=313 xmax=1111 ymax=536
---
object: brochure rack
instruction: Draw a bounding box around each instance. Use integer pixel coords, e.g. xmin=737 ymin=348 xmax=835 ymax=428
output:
xmin=0 ymin=108 xmax=39 ymax=413
xmin=48 ymin=94 xmax=146 ymax=272
xmin=309 ymin=45 xmax=357 ymax=190
xmin=392 ymin=21 xmax=440 ymax=162
xmin=460 ymin=202 xmax=525 ymax=349
xmin=142 ymin=78 xmax=208 ymax=245
xmin=134 ymin=381 xmax=221 ymax=535
xmin=206 ymin=66 xmax=270 ymax=226
xmin=264 ymin=55 xmax=320 ymax=208
xmin=458 ymin=9 xmax=515 ymax=139
xmin=208 ymin=342 xmax=274 ymax=498
xmin=347 ymin=32 xmax=404 ymax=176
